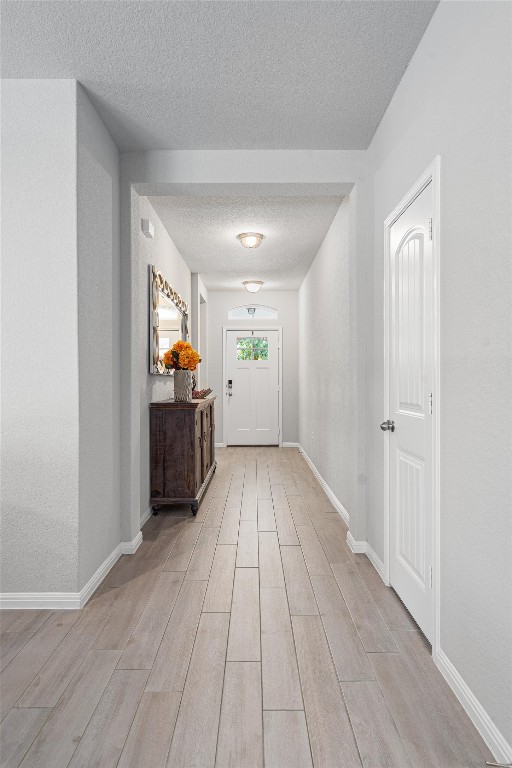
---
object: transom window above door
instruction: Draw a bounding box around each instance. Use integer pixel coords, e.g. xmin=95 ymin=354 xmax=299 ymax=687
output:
xmin=236 ymin=336 xmax=269 ymax=361
xmin=228 ymin=304 xmax=278 ymax=320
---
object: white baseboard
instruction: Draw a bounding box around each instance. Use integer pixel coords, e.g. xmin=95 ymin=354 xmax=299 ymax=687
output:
xmin=345 ymin=534 xmax=387 ymax=585
xmin=435 ymin=648 xmax=511 ymax=764
xmin=282 ymin=442 xmax=300 ymax=448
xmin=140 ymin=506 xmax=152 ymax=528
xmin=346 ymin=531 xmax=366 ymax=553
xmin=365 ymin=542 xmax=387 ymax=583
xmin=298 ymin=445 xmax=349 ymax=525
xmin=120 ymin=531 xmax=142 ymax=555
xmin=0 ymin=592 xmax=85 ymax=610
xmin=0 ymin=530 xmax=143 ymax=610
xmin=215 ymin=442 xmax=225 ymax=448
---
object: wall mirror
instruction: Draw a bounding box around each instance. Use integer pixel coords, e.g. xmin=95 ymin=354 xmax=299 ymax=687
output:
xmin=149 ymin=265 xmax=189 ymax=374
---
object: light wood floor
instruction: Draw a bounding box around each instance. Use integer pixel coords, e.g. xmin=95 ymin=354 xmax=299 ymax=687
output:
xmin=0 ymin=447 xmax=493 ymax=767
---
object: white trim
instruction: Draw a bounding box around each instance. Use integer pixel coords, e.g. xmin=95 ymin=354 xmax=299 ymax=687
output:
xmin=0 ymin=593 xmax=84 ymax=610
xmin=215 ymin=442 xmax=226 ymax=448
xmin=222 ymin=325 xmax=283 ymax=447
xmin=435 ymin=649 xmax=512 ymax=764
xmin=282 ymin=442 xmax=299 ymax=448
xmin=365 ymin=543 xmax=387 ymax=583
xmin=383 ymin=156 xmax=441 ymax=656
xmin=344 ymin=534 xmax=388 ymax=584
xmin=140 ymin=506 xmax=152 ymax=528
xmin=0 ymin=530 xmax=144 ymax=610
xmin=346 ymin=532 xmax=365 ymax=553
xmin=120 ymin=531 xmax=143 ymax=555
xmin=298 ymin=444 xmax=349 ymax=525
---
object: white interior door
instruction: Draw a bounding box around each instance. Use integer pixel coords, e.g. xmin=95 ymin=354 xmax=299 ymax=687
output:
xmin=388 ymin=182 xmax=434 ymax=641
xmin=226 ymin=329 xmax=279 ymax=445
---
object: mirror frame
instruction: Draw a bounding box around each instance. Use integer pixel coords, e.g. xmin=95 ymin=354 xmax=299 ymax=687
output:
xmin=149 ymin=265 xmax=189 ymax=374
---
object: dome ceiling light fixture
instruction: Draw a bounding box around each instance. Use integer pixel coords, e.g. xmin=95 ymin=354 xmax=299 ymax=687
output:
xmin=237 ymin=232 xmax=264 ymax=249
xmin=242 ymin=280 xmax=264 ymax=294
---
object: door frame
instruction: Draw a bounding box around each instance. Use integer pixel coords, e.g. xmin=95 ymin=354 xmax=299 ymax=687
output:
xmin=222 ymin=325 xmax=283 ymax=447
xmin=382 ymin=156 xmax=441 ymax=658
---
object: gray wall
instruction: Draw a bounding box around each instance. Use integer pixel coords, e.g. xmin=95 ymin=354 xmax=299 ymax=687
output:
xmin=1 ymin=80 xmax=122 ymax=594
xmin=137 ymin=197 xmax=192 ymax=519
xmin=365 ymin=0 xmax=512 ymax=744
xmin=207 ymin=290 xmax=299 ymax=445
xmin=299 ymin=198 xmax=359 ymax=519
xmin=77 ymin=85 xmax=121 ymax=588
xmin=1 ymin=80 xmax=80 ymax=592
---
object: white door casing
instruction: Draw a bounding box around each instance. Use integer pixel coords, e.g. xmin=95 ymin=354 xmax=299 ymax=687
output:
xmin=224 ymin=328 xmax=281 ymax=446
xmin=383 ymin=158 xmax=440 ymax=648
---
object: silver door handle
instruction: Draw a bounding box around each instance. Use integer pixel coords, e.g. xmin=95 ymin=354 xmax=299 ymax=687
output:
xmin=380 ymin=420 xmax=395 ymax=432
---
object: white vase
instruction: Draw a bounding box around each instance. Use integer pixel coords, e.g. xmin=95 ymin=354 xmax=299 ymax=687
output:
xmin=174 ymin=369 xmax=192 ymax=402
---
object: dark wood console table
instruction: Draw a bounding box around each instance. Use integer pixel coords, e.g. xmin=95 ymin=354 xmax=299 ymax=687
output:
xmin=149 ymin=396 xmax=216 ymax=515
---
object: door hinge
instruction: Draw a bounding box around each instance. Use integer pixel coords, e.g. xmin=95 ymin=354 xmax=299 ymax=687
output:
xmin=429 ymin=565 xmax=433 ymax=588
xmin=429 ymin=218 xmax=433 ymax=241
xmin=429 ymin=392 xmax=433 ymax=415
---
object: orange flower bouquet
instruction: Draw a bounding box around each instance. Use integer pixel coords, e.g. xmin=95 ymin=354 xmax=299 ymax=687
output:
xmin=162 ymin=340 xmax=201 ymax=372
xmin=162 ymin=341 xmax=201 ymax=402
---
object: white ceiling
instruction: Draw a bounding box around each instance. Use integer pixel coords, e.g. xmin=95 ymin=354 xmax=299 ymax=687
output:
xmin=2 ymin=1 xmax=438 ymax=151
xmin=148 ymin=193 xmax=344 ymax=290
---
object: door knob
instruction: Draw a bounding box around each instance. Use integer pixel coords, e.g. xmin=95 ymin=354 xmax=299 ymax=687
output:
xmin=380 ymin=420 xmax=395 ymax=432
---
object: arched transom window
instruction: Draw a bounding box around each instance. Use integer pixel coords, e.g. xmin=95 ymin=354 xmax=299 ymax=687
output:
xmin=227 ymin=304 xmax=278 ymax=320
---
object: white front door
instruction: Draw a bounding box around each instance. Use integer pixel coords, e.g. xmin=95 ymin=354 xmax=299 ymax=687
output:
xmin=225 ymin=329 xmax=280 ymax=445
xmin=388 ymin=182 xmax=434 ymax=641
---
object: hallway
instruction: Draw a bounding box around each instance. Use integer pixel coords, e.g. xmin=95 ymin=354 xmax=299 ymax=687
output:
xmin=0 ymin=448 xmax=492 ymax=767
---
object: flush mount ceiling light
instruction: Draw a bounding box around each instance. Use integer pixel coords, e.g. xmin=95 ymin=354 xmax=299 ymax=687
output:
xmin=243 ymin=280 xmax=264 ymax=293
xmin=237 ymin=232 xmax=264 ymax=249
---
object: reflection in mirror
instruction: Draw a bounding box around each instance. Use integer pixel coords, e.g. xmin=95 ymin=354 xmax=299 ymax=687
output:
xmin=157 ymin=295 xmax=181 ymax=360
xmin=149 ymin=265 xmax=189 ymax=374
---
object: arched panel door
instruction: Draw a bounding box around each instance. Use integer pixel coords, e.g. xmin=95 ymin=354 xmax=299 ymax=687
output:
xmin=388 ymin=182 xmax=434 ymax=641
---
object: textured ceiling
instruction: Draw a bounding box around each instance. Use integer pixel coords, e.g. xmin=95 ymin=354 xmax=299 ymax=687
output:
xmin=2 ymin=1 xmax=438 ymax=150
xmin=148 ymin=194 xmax=344 ymax=290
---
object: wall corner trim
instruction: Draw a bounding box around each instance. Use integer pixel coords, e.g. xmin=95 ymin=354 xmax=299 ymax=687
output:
xmin=119 ymin=531 xmax=143 ymax=555
xmin=0 ymin=530 xmax=144 ymax=610
xmin=345 ymin=534 xmax=387 ymax=583
xmin=346 ymin=531 xmax=366 ymax=554
xmin=140 ymin=506 xmax=153 ymax=528
xmin=365 ymin=543 xmax=387 ymax=583
xmin=435 ymin=649 xmax=511 ymax=764
xmin=298 ymin=445 xmax=349 ymax=525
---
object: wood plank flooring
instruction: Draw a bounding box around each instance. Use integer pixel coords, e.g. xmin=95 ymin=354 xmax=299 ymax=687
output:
xmin=0 ymin=447 xmax=493 ymax=767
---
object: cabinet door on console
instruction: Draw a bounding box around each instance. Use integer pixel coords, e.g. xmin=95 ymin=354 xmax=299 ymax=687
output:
xmin=150 ymin=408 xmax=166 ymax=501
xmin=209 ymin=404 xmax=215 ymax=465
xmin=150 ymin=409 xmax=196 ymax=499
xmin=194 ymin=411 xmax=203 ymax=493
xmin=202 ymin=405 xmax=211 ymax=479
